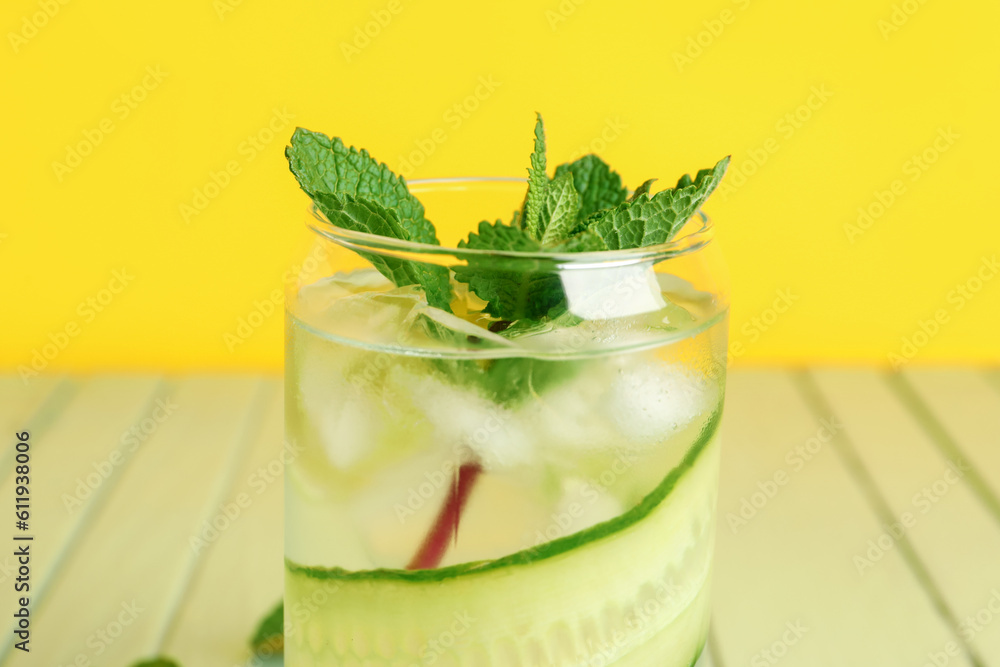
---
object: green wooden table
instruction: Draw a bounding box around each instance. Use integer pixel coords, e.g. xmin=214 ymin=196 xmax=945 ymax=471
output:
xmin=1 ymin=369 xmax=998 ymax=666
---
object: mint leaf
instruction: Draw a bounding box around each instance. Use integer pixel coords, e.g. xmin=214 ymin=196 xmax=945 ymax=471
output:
xmin=539 ymin=172 xmax=581 ymax=246
xmin=629 ymin=178 xmax=657 ymax=201
xmin=523 ymin=114 xmax=548 ymax=241
xmin=453 ymin=220 xmax=563 ymax=320
xmin=250 ymin=601 xmax=284 ymax=656
xmin=286 ymin=128 xmax=438 ymax=244
xmin=510 ymin=208 xmax=522 ymax=229
xmin=553 ymin=154 xmax=628 ymax=220
xmin=286 ymin=129 xmax=453 ymax=311
xmin=460 ymin=219 xmax=541 ymax=254
xmin=130 ymin=659 xmax=180 ymax=667
xmin=309 ymin=192 xmax=453 ymax=310
xmin=443 ymin=355 xmax=576 ymax=405
xmin=310 ymin=192 xmax=411 ymax=250
xmin=550 ymin=229 xmax=606 ymax=252
xmin=587 ymin=156 xmax=729 ymax=250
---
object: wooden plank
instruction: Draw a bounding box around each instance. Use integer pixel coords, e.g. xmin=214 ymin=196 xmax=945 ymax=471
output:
xmin=809 ymin=368 xmax=1000 ymax=664
xmin=162 ymin=380 xmax=284 ymax=667
xmin=0 ymin=376 xmax=78 ymax=478
xmin=711 ymin=370 xmax=973 ymax=666
xmin=0 ymin=375 xmax=65 ymax=436
xmin=0 ymin=376 xmax=164 ymax=654
xmin=899 ymin=368 xmax=1000 ymax=520
xmin=2 ymin=377 xmax=265 ymax=666
xmin=698 ymin=639 xmax=717 ymax=667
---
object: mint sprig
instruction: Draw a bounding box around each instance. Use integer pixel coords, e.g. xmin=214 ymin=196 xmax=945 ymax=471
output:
xmin=286 ymin=115 xmax=729 ymax=332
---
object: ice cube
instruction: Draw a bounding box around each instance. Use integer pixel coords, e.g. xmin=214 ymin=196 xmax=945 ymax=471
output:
xmin=294 ymin=346 xmax=386 ymax=472
xmin=390 ymin=367 xmax=536 ymax=471
xmin=560 ymin=262 xmax=666 ymax=320
xmin=297 ymin=268 xmax=394 ymax=308
xmin=317 ymin=395 xmax=384 ymax=470
xmin=297 ymin=280 xmax=426 ymax=348
xmin=501 ymin=297 xmax=697 ymax=356
xmin=604 ymin=360 xmax=712 ymax=444
xmin=522 ymin=369 xmax=620 ymax=452
xmin=655 ymin=272 xmax=712 ymax=303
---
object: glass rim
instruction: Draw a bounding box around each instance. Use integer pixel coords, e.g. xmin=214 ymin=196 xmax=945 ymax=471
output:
xmin=306 ymin=177 xmax=715 ymax=268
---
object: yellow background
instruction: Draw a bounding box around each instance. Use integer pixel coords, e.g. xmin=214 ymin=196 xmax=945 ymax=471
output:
xmin=2 ymin=0 xmax=997 ymax=373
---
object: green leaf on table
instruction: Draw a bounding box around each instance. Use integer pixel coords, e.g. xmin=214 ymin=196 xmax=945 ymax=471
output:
xmin=586 ymin=156 xmax=729 ymax=250
xmin=523 ymin=113 xmax=549 ymax=241
xmin=553 ymin=154 xmax=628 ymax=221
xmin=250 ymin=600 xmax=284 ymax=655
xmin=286 ymin=128 xmax=438 ymax=244
xmin=539 ymin=172 xmax=581 ymax=246
xmin=130 ymin=658 xmax=180 ymax=667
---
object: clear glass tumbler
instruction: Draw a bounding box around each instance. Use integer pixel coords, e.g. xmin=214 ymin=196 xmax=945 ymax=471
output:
xmin=284 ymin=178 xmax=728 ymax=666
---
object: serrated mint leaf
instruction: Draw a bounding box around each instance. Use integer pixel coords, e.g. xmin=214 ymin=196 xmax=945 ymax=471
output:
xmin=587 ymin=156 xmax=729 ymax=250
xmin=286 ymin=128 xmax=438 ymax=244
xmin=311 ymin=192 xmax=410 ymax=243
xmin=523 ymin=114 xmax=548 ymax=241
xmin=250 ymin=601 xmax=284 ymax=656
xmin=510 ymin=208 xmax=522 ymax=229
xmin=286 ymin=127 xmax=453 ymax=310
xmin=453 ymin=220 xmax=563 ymax=320
xmin=553 ymin=154 xmax=628 ymax=220
xmin=539 ymin=172 xmax=581 ymax=246
xmin=629 ymin=178 xmax=657 ymax=201
xmin=310 ymin=192 xmax=453 ymax=310
xmin=550 ymin=229 xmax=607 ymax=252
xmin=460 ymin=219 xmax=541 ymax=253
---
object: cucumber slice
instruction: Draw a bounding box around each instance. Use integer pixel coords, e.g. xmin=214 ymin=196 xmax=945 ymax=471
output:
xmin=286 ymin=412 xmax=720 ymax=666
